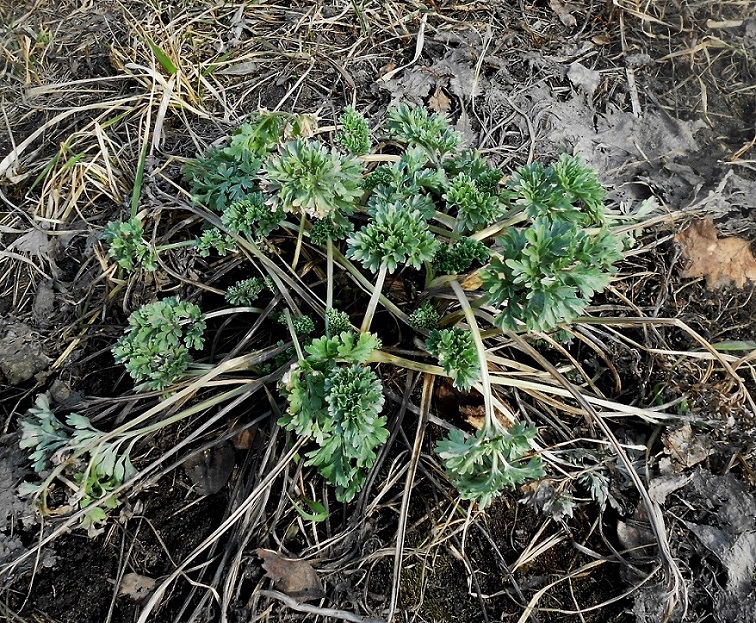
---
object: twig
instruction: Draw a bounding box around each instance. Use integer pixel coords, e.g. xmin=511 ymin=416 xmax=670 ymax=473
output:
xmin=259 ymin=590 xmax=386 ymax=623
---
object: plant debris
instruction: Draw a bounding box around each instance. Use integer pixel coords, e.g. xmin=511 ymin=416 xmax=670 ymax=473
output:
xmin=183 ymin=443 xmax=236 ymax=496
xmin=118 ymin=573 xmax=157 ymax=604
xmin=676 ymin=218 xmax=756 ymax=288
xmin=256 ymin=549 xmax=324 ymax=602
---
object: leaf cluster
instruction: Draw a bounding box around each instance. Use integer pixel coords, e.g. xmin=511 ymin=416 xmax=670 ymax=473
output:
xmin=112 ymin=297 xmax=206 ymax=390
xmin=506 ymin=154 xmax=606 ymax=227
xmin=196 ymin=227 xmax=238 ymax=257
xmin=279 ymin=331 xmax=386 ymax=501
xmin=103 ymin=218 xmax=157 ymax=271
xmin=408 ymin=301 xmax=440 ymax=331
xmin=481 ymin=215 xmax=623 ymax=333
xmin=426 ymin=327 xmax=480 ymax=390
xmin=226 ymin=277 xmax=266 ymax=305
xmin=182 ymin=112 xmax=289 ymax=213
xmin=366 ymin=147 xmax=445 ymax=218
xmin=277 ymin=313 xmax=316 ymax=337
xmin=444 ymin=172 xmax=503 ymax=234
xmin=335 ymin=107 xmax=371 ymax=156
xmin=221 ymin=191 xmax=284 ymax=241
xmin=433 ymin=238 xmax=489 ymax=275
xmin=264 ymin=139 xmax=363 ymax=219
xmin=309 ymin=213 xmax=353 ymax=245
xmin=435 ymin=422 xmax=545 ymax=509
xmin=347 ymin=201 xmax=438 ymax=273
xmin=385 ymin=103 xmax=460 ymax=158
xmin=443 ymin=150 xmax=503 ymax=195
xmin=19 ymin=395 xmax=135 ymax=527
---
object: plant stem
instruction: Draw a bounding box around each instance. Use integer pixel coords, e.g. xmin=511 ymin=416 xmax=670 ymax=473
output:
xmin=291 ymin=212 xmax=306 ymax=270
xmin=283 ymin=309 xmax=305 ymax=361
xmin=156 ymin=240 xmax=198 ymax=252
xmin=450 ymin=280 xmax=495 ymax=432
xmin=361 ymin=264 xmax=387 ymax=333
xmin=367 ymin=349 xmax=443 ymax=375
xmin=332 ymin=247 xmax=408 ymax=325
xmin=326 ymin=238 xmax=334 ymax=313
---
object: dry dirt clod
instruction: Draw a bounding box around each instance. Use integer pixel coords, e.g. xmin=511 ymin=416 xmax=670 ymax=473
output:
xmin=0 ymin=320 xmax=51 ymax=385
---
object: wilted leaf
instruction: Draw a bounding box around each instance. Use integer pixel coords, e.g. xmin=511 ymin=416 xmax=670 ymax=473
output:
xmin=549 ymin=0 xmax=577 ymax=28
xmin=231 ymin=427 xmax=257 ymax=450
xmin=118 ymin=573 xmax=157 ymax=603
xmin=428 ymin=87 xmax=451 ymax=113
xmin=9 ymin=229 xmax=55 ymax=259
xmin=662 ymin=423 xmax=713 ymax=471
xmin=460 ymin=270 xmax=483 ymax=291
xmin=183 ymin=443 xmax=235 ymax=496
xmin=256 ymin=548 xmax=324 ymax=601
xmin=567 ymin=62 xmax=601 ymax=98
xmin=676 ymin=218 xmax=756 ymax=288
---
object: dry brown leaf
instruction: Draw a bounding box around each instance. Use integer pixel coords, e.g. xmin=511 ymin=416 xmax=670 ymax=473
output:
xmin=662 ymin=423 xmax=713 ymax=471
xmin=118 ymin=573 xmax=157 ymax=604
xmin=231 ymin=426 xmax=257 ymax=450
xmin=460 ymin=270 xmax=482 ymax=291
xmin=183 ymin=443 xmax=235 ymax=496
xmin=549 ymin=0 xmax=577 ymax=29
xmin=676 ymin=218 xmax=756 ymax=289
xmin=428 ymin=87 xmax=451 ymax=113
xmin=256 ymin=548 xmax=324 ymax=602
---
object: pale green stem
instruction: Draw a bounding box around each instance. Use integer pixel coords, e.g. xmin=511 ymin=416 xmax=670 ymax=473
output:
xmin=361 ymin=264 xmax=387 ymax=333
xmin=326 ymin=238 xmax=334 ymax=313
xmin=283 ymin=309 xmax=305 ymax=361
xmin=331 ymin=247 xmax=408 ymax=325
xmin=156 ymin=240 xmax=197 ymax=252
xmin=291 ymin=212 xmax=307 ymax=270
xmin=367 ymin=349 xmax=444 ymax=375
xmin=205 ymin=307 xmax=263 ymax=319
xmin=450 ymin=280 xmax=496 ymax=432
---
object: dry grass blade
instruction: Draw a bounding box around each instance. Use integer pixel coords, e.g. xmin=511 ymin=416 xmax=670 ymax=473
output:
xmin=260 ymin=590 xmax=386 ymax=623
xmin=136 ymin=436 xmax=306 ymax=623
xmin=387 ymin=373 xmax=432 ymax=622
xmin=507 ymin=332 xmax=688 ymax=622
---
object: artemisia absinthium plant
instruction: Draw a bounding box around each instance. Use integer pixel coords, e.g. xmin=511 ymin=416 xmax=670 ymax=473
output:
xmin=88 ymin=105 xmax=627 ymax=510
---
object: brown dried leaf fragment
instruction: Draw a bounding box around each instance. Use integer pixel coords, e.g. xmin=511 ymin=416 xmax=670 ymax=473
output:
xmin=662 ymin=423 xmax=713 ymax=471
xmin=428 ymin=87 xmax=451 ymax=113
xmin=549 ymin=0 xmax=577 ymax=29
xmin=676 ymin=218 xmax=756 ymax=289
xmin=118 ymin=573 xmax=157 ymax=604
xmin=256 ymin=548 xmax=324 ymax=602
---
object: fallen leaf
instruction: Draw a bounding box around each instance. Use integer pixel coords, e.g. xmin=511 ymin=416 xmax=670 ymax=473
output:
xmin=118 ymin=573 xmax=157 ymax=604
xmin=676 ymin=218 xmax=756 ymax=288
xmin=9 ymin=229 xmax=55 ymax=260
xmin=567 ymin=62 xmax=601 ymax=98
xmin=428 ymin=87 xmax=451 ymax=113
xmin=256 ymin=549 xmax=324 ymax=601
xmin=460 ymin=270 xmax=482 ymax=291
xmin=549 ymin=0 xmax=577 ymax=29
xmin=591 ymin=33 xmax=611 ymax=45
xmin=183 ymin=443 xmax=235 ymax=496
xmin=662 ymin=423 xmax=713 ymax=471
xmin=454 ymin=108 xmax=477 ymax=148
xmin=231 ymin=426 xmax=257 ymax=450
